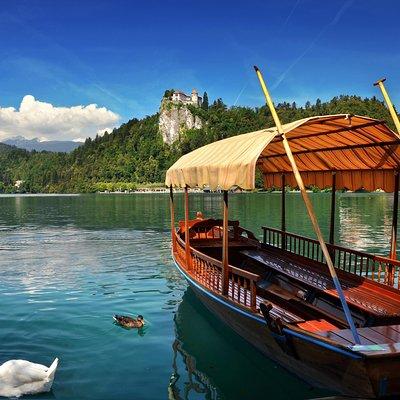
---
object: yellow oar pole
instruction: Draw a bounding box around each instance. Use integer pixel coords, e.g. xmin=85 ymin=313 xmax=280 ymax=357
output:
xmin=254 ymin=66 xmax=361 ymax=344
xmin=374 ymin=78 xmax=400 ymax=135
xmin=374 ymin=78 xmax=400 ymax=274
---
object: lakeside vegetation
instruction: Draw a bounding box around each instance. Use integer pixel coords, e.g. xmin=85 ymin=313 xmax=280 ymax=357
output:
xmin=0 ymin=95 xmax=397 ymax=193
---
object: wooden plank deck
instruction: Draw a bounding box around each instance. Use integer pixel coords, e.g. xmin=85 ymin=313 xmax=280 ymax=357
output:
xmin=369 ymin=325 xmax=400 ymax=342
xmin=241 ymin=248 xmax=400 ymax=318
xmin=316 ymin=325 xmax=400 ymax=350
xmin=315 ymin=325 xmax=400 ymax=356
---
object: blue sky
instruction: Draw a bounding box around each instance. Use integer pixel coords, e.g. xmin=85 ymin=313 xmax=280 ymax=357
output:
xmin=0 ymin=0 xmax=399 ymax=140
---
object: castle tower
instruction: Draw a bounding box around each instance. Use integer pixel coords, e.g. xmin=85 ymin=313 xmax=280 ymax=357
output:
xmin=191 ymin=89 xmax=199 ymax=105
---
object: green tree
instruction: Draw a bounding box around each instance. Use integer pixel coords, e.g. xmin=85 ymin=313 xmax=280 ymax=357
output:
xmin=0 ymin=93 xmax=397 ymax=193
xmin=202 ymin=91 xmax=209 ymax=110
xmin=163 ymin=89 xmax=175 ymax=99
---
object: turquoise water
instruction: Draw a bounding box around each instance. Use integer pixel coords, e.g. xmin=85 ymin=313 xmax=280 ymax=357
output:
xmin=0 ymin=193 xmax=396 ymax=399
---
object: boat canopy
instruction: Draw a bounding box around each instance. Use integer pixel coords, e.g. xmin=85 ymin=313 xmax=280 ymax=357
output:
xmin=165 ymin=114 xmax=400 ymax=191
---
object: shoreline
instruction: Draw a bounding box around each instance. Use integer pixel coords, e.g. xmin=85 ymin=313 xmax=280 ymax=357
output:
xmin=0 ymin=189 xmax=390 ymax=196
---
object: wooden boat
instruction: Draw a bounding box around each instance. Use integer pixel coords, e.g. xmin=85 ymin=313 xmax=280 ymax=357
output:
xmin=165 ymin=71 xmax=400 ymax=398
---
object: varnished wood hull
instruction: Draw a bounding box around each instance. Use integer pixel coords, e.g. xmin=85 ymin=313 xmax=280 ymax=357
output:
xmin=174 ymin=257 xmax=400 ymax=398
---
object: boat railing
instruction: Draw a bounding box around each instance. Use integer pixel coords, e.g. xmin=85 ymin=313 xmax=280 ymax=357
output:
xmin=174 ymin=232 xmax=260 ymax=311
xmin=262 ymin=226 xmax=400 ymax=288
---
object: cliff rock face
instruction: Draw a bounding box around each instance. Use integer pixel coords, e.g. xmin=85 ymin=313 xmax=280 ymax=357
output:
xmin=159 ymin=100 xmax=202 ymax=144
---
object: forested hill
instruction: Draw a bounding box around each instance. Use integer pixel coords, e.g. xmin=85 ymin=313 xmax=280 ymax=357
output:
xmin=0 ymin=95 xmax=397 ymax=193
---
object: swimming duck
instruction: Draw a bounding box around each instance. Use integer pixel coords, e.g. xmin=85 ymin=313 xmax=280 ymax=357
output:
xmin=113 ymin=314 xmax=144 ymax=328
xmin=0 ymin=358 xmax=58 ymax=398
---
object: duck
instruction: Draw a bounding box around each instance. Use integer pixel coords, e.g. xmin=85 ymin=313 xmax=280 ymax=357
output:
xmin=113 ymin=314 xmax=144 ymax=329
xmin=0 ymin=358 xmax=58 ymax=398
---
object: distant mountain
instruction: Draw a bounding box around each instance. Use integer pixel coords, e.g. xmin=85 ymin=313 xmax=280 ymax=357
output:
xmin=0 ymin=142 xmax=17 ymax=153
xmin=1 ymin=136 xmax=83 ymax=152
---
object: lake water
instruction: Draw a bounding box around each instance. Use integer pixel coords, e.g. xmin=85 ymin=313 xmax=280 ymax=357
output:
xmin=0 ymin=192 xmax=396 ymax=399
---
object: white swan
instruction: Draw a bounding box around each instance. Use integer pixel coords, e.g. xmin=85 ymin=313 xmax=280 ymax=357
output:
xmin=0 ymin=358 xmax=58 ymax=398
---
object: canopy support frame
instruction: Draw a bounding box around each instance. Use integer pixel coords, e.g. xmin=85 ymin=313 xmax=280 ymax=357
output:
xmin=390 ymin=171 xmax=399 ymax=261
xmin=255 ymin=66 xmax=361 ymax=344
xmin=268 ymin=120 xmax=385 ymax=145
xmin=222 ymin=190 xmax=229 ymax=295
xmin=170 ymin=185 xmax=176 ymax=252
xmin=281 ymin=174 xmax=286 ymax=250
xmin=388 ymin=171 xmax=399 ymax=286
xmin=329 ymin=172 xmax=337 ymax=245
xmin=184 ymin=186 xmax=191 ymax=270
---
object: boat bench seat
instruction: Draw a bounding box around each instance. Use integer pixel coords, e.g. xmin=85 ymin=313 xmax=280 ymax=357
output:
xmin=297 ymin=319 xmax=339 ymax=333
xmin=241 ymin=249 xmax=400 ymax=319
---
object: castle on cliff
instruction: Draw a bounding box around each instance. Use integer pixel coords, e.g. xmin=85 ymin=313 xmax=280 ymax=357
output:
xmin=159 ymin=88 xmax=203 ymax=144
xmin=171 ymin=89 xmax=202 ymax=107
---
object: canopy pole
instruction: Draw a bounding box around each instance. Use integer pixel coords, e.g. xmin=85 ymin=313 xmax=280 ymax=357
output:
xmin=222 ymin=190 xmax=229 ymax=295
xmin=329 ymin=172 xmax=337 ymax=245
xmin=281 ymin=174 xmax=286 ymax=249
xmin=184 ymin=186 xmax=191 ymax=270
xmin=388 ymin=171 xmax=399 ymax=286
xmin=169 ymin=185 xmax=176 ymax=252
xmin=254 ymin=66 xmax=361 ymax=344
xmin=391 ymin=172 xmax=399 ymax=260
xmin=374 ymin=78 xmax=400 ymax=135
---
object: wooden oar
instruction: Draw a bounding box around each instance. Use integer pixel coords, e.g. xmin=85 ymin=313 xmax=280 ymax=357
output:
xmin=374 ymin=78 xmax=400 ymax=269
xmin=254 ymin=65 xmax=361 ymax=344
xmin=374 ymin=78 xmax=400 ymax=135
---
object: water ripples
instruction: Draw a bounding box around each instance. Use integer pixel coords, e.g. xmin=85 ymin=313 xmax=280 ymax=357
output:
xmin=0 ymin=193 xmax=393 ymax=399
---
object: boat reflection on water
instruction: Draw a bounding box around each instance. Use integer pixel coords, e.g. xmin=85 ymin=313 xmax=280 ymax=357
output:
xmin=169 ymin=288 xmax=332 ymax=400
xmin=169 ymin=339 xmax=218 ymax=400
xmin=168 ymin=290 xmax=219 ymax=400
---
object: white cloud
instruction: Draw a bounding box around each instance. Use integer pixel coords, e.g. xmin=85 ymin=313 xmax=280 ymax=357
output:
xmin=0 ymin=95 xmax=120 ymax=141
xmin=96 ymin=127 xmax=114 ymax=137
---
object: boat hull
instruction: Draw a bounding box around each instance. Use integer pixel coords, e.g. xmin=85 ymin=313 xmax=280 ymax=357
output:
xmin=174 ymin=258 xmax=400 ymax=398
